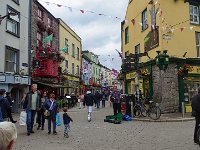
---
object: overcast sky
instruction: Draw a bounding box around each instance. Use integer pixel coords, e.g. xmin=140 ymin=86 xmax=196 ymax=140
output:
xmin=39 ymin=0 xmax=129 ymax=71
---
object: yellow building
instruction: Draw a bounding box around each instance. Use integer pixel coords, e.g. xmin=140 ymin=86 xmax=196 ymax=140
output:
xmin=58 ymin=19 xmax=82 ymax=95
xmin=121 ymin=0 xmax=200 ymax=112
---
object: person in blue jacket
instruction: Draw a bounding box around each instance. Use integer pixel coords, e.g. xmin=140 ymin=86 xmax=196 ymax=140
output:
xmin=63 ymin=107 xmax=73 ymax=138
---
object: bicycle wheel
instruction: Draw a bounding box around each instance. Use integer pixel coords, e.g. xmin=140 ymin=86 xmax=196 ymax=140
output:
xmin=133 ymin=105 xmax=141 ymax=117
xmin=149 ymin=106 xmax=161 ymax=120
xmin=141 ymin=104 xmax=148 ymax=117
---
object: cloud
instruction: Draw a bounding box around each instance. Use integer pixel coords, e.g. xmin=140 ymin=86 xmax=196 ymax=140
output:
xmin=39 ymin=0 xmax=129 ymax=70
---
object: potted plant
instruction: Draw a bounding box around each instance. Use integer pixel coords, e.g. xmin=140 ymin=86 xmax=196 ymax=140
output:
xmin=177 ymin=64 xmax=193 ymax=75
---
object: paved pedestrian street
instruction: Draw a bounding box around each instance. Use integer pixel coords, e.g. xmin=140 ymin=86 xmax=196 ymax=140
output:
xmin=14 ymin=103 xmax=199 ymax=150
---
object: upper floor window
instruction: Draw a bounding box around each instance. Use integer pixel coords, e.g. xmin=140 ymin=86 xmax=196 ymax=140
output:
xmin=6 ymin=6 xmax=20 ymax=36
xmin=151 ymin=5 xmax=156 ymax=30
xmin=72 ymin=63 xmax=74 ymax=75
xmin=125 ymin=27 xmax=129 ymax=44
xmin=190 ymin=5 xmax=199 ymax=24
xmin=76 ymin=65 xmax=79 ymax=76
xmin=37 ymin=32 xmax=42 ymax=47
xmin=135 ymin=44 xmax=141 ymax=62
xmin=64 ymin=38 xmax=69 ymax=53
xmin=5 ymin=46 xmax=19 ymax=73
xmin=37 ymin=9 xmax=43 ymax=20
xmin=65 ymin=60 xmax=68 ymax=69
xmin=196 ymin=32 xmax=200 ymax=57
xmin=77 ymin=47 xmax=80 ymax=60
xmin=72 ymin=43 xmax=75 ymax=57
xmin=47 ymin=17 xmax=52 ymax=27
xmin=142 ymin=9 xmax=147 ymax=30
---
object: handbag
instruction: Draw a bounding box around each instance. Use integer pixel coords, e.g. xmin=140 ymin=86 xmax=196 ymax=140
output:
xmin=44 ymin=110 xmax=50 ymax=117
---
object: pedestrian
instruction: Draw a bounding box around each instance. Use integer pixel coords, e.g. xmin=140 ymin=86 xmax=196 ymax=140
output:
xmin=101 ymin=91 xmax=107 ymax=108
xmin=0 ymin=122 xmax=17 ymax=150
xmin=0 ymin=89 xmax=9 ymax=122
xmin=79 ymin=93 xmax=84 ymax=109
xmin=37 ymin=91 xmax=48 ymax=130
xmin=23 ymin=84 xmax=41 ymax=136
xmin=63 ymin=107 xmax=73 ymax=138
xmin=44 ymin=93 xmax=59 ymax=135
xmin=95 ymin=91 xmax=101 ymax=109
xmin=109 ymin=86 xmax=121 ymax=115
xmin=84 ymin=90 xmax=95 ymax=122
xmin=5 ymin=92 xmax=17 ymax=123
xmin=191 ymin=87 xmax=200 ymax=144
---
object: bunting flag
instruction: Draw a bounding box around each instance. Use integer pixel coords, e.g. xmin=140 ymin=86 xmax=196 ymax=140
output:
xmin=180 ymin=28 xmax=184 ymax=32
xmin=115 ymin=49 xmax=123 ymax=59
xmin=61 ymin=45 xmax=69 ymax=53
xmin=42 ymin=34 xmax=53 ymax=43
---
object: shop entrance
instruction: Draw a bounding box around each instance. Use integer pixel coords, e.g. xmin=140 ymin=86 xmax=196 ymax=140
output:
xmin=11 ymin=88 xmax=22 ymax=113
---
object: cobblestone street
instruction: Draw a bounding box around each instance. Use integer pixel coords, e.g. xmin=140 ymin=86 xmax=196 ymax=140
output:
xmin=14 ymin=102 xmax=199 ymax=150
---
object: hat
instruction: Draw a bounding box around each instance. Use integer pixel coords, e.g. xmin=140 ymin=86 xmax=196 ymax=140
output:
xmin=0 ymin=89 xmax=6 ymax=95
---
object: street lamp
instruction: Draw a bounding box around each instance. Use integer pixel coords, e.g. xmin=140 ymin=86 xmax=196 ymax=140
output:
xmin=0 ymin=12 xmax=17 ymax=25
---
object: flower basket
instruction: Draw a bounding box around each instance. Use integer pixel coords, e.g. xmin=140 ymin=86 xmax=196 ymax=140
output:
xmin=139 ymin=69 xmax=150 ymax=77
xmin=177 ymin=64 xmax=193 ymax=76
xmin=37 ymin=20 xmax=46 ymax=32
xmin=47 ymin=27 xmax=54 ymax=36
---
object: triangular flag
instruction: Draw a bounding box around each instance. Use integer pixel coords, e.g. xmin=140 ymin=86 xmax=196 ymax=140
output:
xmin=131 ymin=19 xmax=135 ymax=26
xmin=190 ymin=26 xmax=194 ymax=30
xmin=80 ymin=10 xmax=84 ymax=13
xmin=180 ymin=28 xmax=184 ymax=32
xmin=57 ymin=4 xmax=62 ymax=7
xmin=42 ymin=34 xmax=53 ymax=43
xmin=68 ymin=7 xmax=72 ymax=12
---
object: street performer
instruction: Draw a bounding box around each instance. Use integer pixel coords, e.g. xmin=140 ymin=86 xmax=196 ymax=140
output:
xmin=109 ymin=86 xmax=121 ymax=115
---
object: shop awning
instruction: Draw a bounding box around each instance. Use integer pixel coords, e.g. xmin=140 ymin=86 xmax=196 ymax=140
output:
xmin=36 ymin=82 xmax=72 ymax=88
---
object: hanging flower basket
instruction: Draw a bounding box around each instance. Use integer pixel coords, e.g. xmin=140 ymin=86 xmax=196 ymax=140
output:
xmin=139 ymin=68 xmax=150 ymax=77
xmin=177 ymin=64 xmax=193 ymax=76
xmin=47 ymin=27 xmax=54 ymax=35
xmin=37 ymin=20 xmax=46 ymax=32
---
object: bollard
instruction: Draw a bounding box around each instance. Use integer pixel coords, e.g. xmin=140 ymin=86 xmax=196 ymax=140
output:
xmin=182 ymin=102 xmax=185 ymax=118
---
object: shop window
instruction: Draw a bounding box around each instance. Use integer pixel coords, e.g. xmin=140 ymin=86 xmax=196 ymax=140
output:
xmin=190 ymin=5 xmax=199 ymax=24
xmin=142 ymin=9 xmax=147 ymax=30
xmin=6 ymin=6 xmax=20 ymax=37
xmin=184 ymin=81 xmax=200 ymax=104
xmin=125 ymin=27 xmax=129 ymax=44
xmin=5 ymin=46 xmax=19 ymax=73
xmin=196 ymin=32 xmax=200 ymax=57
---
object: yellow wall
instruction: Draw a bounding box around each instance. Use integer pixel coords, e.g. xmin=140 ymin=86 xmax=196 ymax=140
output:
xmin=122 ymin=0 xmax=200 ymax=62
xmin=58 ymin=19 xmax=82 ymax=76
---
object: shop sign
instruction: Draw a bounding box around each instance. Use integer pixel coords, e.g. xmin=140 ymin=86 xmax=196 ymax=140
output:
xmin=63 ymin=75 xmax=79 ymax=82
xmin=189 ymin=66 xmax=200 ymax=74
xmin=0 ymin=75 xmax=6 ymax=82
xmin=14 ymin=76 xmax=29 ymax=84
xmin=126 ymin=72 xmax=136 ymax=80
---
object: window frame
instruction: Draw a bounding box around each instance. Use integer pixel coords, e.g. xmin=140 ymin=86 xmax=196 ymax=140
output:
xmin=135 ymin=44 xmax=141 ymax=62
xmin=77 ymin=47 xmax=80 ymax=60
xmin=76 ymin=65 xmax=79 ymax=76
xmin=65 ymin=60 xmax=68 ymax=69
xmin=142 ymin=9 xmax=148 ymax=31
xmin=5 ymin=45 xmax=19 ymax=73
xmin=47 ymin=17 xmax=52 ymax=28
xmin=72 ymin=63 xmax=75 ymax=75
xmin=190 ymin=4 xmax=200 ymax=24
xmin=6 ymin=5 xmax=20 ymax=37
xmin=72 ymin=43 xmax=75 ymax=57
xmin=125 ymin=27 xmax=129 ymax=44
xmin=37 ymin=32 xmax=42 ymax=47
xmin=151 ymin=5 xmax=156 ymax=30
xmin=37 ymin=8 xmax=43 ymax=21
xmin=196 ymin=32 xmax=200 ymax=57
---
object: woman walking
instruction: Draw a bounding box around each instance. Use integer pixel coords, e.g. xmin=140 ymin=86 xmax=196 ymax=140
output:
xmin=44 ymin=93 xmax=58 ymax=135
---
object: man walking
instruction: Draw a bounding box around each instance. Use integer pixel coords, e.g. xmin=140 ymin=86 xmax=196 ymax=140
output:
xmin=109 ymin=86 xmax=121 ymax=115
xmin=84 ymin=90 xmax=95 ymax=122
xmin=191 ymin=87 xmax=200 ymax=144
xmin=23 ymin=84 xmax=41 ymax=136
xmin=0 ymin=89 xmax=9 ymax=122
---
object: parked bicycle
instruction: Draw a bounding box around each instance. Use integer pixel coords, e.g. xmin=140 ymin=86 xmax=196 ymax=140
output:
xmin=133 ymin=97 xmax=161 ymax=120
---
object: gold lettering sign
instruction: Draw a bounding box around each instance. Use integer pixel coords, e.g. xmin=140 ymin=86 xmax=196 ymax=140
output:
xmin=189 ymin=66 xmax=200 ymax=74
xmin=126 ymin=72 xmax=136 ymax=80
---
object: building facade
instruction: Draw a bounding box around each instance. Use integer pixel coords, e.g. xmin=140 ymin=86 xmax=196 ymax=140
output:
xmin=0 ymin=0 xmax=31 ymax=112
xmin=121 ymin=0 xmax=200 ymax=112
xmin=58 ymin=19 xmax=82 ymax=96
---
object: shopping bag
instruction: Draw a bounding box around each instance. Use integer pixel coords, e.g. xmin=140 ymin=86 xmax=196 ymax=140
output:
xmin=19 ymin=110 xmax=27 ymax=126
xmin=56 ymin=113 xmax=61 ymax=126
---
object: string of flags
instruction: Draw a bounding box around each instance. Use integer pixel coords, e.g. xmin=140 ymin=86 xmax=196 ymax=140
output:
xmin=38 ymin=0 xmax=122 ymax=21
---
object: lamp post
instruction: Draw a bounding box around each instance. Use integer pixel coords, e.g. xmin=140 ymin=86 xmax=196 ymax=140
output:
xmin=0 ymin=12 xmax=17 ymax=25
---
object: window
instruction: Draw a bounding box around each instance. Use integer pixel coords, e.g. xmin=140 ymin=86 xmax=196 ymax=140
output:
xmin=125 ymin=27 xmax=129 ymax=44
xmin=65 ymin=39 xmax=69 ymax=53
xmin=76 ymin=65 xmax=79 ymax=75
xmin=151 ymin=5 xmax=156 ymax=30
xmin=96 ymin=68 xmax=98 ymax=75
xmin=6 ymin=6 xmax=20 ymax=36
xmin=47 ymin=17 xmax=52 ymax=28
xmin=37 ymin=32 xmax=42 ymax=47
xmin=72 ymin=43 xmax=75 ymax=57
xmin=5 ymin=46 xmax=19 ymax=73
xmin=196 ymin=32 xmax=200 ymax=57
xmin=72 ymin=63 xmax=74 ymax=75
xmin=190 ymin=5 xmax=199 ymax=24
xmin=142 ymin=9 xmax=147 ymax=30
xmin=65 ymin=60 xmax=68 ymax=69
xmin=77 ymin=47 xmax=80 ymax=60
xmin=37 ymin=9 xmax=42 ymax=20
xmin=135 ymin=44 xmax=141 ymax=62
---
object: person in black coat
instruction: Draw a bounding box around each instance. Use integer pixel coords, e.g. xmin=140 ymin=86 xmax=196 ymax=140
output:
xmin=0 ymin=89 xmax=9 ymax=122
xmin=191 ymin=88 xmax=200 ymax=144
xmin=84 ymin=90 xmax=95 ymax=122
xmin=5 ymin=92 xmax=17 ymax=123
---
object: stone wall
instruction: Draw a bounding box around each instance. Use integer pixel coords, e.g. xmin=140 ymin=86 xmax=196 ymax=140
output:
xmin=152 ymin=63 xmax=179 ymax=113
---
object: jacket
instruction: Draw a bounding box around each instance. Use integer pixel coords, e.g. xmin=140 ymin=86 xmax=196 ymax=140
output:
xmin=44 ymin=100 xmax=58 ymax=118
xmin=191 ymin=93 xmax=200 ymax=117
xmin=5 ymin=96 xmax=13 ymax=107
xmin=110 ymin=91 xmax=121 ymax=103
xmin=0 ymin=96 xmax=9 ymax=119
xmin=63 ymin=113 xmax=73 ymax=124
xmin=23 ymin=91 xmax=41 ymax=110
xmin=84 ymin=93 xmax=95 ymax=106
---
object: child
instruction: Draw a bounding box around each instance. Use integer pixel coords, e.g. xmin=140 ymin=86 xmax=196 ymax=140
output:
xmin=63 ymin=107 xmax=73 ymax=138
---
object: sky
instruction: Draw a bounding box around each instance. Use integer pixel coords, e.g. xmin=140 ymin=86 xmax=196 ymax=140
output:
xmin=39 ymin=0 xmax=129 ymax=71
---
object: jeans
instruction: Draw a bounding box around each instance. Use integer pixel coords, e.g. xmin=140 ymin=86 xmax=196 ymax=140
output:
xmin=26 ymin=110 xmax=36 ymax=133
xmin=102 ymin=100 xmax=105 ymax=108
xmin=7 ymin=108 xmax=15 ymax=122
xmin=64 ymin=124 xmax=70 ymax=134
xmin=48 ymin=114 xmax=56 ymax=132
xmin=194 ymin=116 xmax=200 ymax=143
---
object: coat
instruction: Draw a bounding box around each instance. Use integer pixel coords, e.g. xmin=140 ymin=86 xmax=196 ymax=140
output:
xmin=23 ymin=91 xmax=41 ymax=110
xmin=84 ymin=93 xmax=95 ymax=106
xmin=191 ymin=93 xmax=200 ymax=117
xmin=0 ymin=96 xmax=9 ymax=119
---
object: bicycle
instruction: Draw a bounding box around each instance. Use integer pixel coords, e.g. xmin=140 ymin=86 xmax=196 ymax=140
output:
xmin=133 ymin=98 xmax=161 ymax=120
